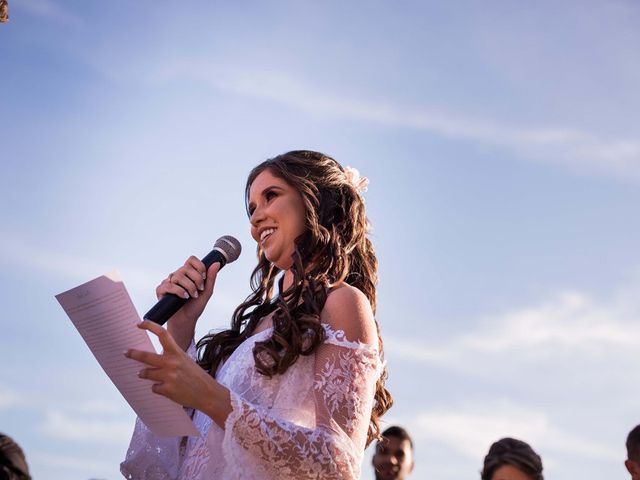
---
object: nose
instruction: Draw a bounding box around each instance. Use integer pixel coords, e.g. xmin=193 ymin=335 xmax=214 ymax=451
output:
xmin=250 ymin=204 xmax=266 ymax=228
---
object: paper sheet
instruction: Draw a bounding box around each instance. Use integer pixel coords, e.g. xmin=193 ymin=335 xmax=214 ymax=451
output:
xmin=55 ymin=271 xmax=198 ymax=437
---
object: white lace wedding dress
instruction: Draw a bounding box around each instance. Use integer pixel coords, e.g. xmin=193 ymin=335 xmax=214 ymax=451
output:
xmin=120 ymin=323 xmax=383 ymax=479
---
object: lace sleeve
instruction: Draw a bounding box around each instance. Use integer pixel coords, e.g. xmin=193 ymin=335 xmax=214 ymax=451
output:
xmin=120 ymin=339 xmax=197 ymax=480
xmin=222 ymin=327 xmax=382 ymax=480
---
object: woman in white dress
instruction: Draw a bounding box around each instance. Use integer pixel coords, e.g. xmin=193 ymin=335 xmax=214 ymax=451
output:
xmin=121 ymin=150 xmax=392 ymax=479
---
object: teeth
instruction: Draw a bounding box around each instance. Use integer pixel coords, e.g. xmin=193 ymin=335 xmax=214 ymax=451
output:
xmin=260 ymin=228 xmax=275 ymax=241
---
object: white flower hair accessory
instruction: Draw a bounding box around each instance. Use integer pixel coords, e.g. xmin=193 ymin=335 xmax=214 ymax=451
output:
xmin=343 ymin=166 xmax=369 ymax=195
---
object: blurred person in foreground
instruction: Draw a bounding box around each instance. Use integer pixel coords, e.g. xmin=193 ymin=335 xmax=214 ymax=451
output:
xmin=0 ymin=433 xmax=30 ymax=480
xmin=481 ymin=437 xmax=543 ymax=480
xmin=0 ymin=0 xmax=8 ymax=23
xmin=372 ymin=425 xmax=414 ymax=480
xmin=625 ymin=424 xmax=640 ymax=479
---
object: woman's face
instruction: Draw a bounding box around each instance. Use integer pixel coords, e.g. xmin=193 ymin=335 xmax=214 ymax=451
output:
xmin=491 ymin=465 xmax=533 ymax=480
xmin=248 ymin=169 xmax=307 ymax=270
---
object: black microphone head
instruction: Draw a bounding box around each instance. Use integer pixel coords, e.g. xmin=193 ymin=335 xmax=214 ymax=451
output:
xmin=214 ymin=235 xmax=242 ymax=264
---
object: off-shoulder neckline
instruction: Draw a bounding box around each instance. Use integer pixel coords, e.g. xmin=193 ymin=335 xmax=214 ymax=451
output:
xmin=243 ymin=323 xmax=378 ymax=351
xmin=321 ymin=323 xmax=379 ymax=353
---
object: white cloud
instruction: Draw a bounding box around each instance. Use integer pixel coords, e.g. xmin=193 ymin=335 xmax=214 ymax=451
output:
xmin=0 ymin=231 xmax=161 ymax=291
xmin=0 ymin=384 xmax=21 ymax=410
xmin=406 ymin=400 xmax=619 ymax=462
xmin=386 ymin=288 xmax=640 ymax=369
xmin=41 ymin=409 xmax=132 ymax=444
xmin=465 ymin=291 xmax=639 ymax=351
xmin=0 ymin=231 xmax=244 ymax=315
xmin=138 ymin=60 xmax=640 ymax=182
xmin=32 ymin=450 xmax=113 ymax=472
xmin=0 ymin=229 xmax=245 ymax=370
xmin=74 ymin=399 xmax=129 ymax=416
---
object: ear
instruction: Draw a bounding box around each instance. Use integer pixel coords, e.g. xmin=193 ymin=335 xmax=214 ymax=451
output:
xmin=409 ymin=459 xmax=415 ymax=473
xmin=626 ymin=459 xmax=638 ymax=475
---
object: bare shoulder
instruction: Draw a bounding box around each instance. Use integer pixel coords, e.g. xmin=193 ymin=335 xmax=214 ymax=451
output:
xmin=321 ymin=284 xmax=377 ymax=345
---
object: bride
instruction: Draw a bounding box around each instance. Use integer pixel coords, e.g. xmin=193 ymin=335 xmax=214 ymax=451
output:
xmin=121 ymin=150 xmax=392 ymax=479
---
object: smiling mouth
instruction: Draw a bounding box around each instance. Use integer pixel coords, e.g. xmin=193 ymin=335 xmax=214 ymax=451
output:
xmin=260 ymin=228 xmax=276 ymax=244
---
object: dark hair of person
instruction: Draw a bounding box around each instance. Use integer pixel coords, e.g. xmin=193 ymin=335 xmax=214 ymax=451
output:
xmin=197 ymin=150 xmax=393 ymax=446
xmin=380 ymin=425 xmax=414 ymax=451
xmin=0 ymin=433 xmax=31 ymax=480
xmin=627 ymin=425 xmax=640 ymax=462
xmin=481 ymin=437 xmax=543 ymax=480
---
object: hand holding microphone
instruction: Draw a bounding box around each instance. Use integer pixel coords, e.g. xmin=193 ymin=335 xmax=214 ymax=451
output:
xmin=144 ymin=235 xmax=242 ymax=326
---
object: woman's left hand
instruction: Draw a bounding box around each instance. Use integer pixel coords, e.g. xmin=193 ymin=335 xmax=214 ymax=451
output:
xmin=125 ymin=321 xmax=231 ymax=426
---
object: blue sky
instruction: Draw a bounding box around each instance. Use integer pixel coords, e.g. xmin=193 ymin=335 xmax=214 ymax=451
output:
xmin=2 ymin=1 xmax=640 ymax=479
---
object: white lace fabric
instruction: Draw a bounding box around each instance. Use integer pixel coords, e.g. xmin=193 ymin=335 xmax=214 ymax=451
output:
xmin=121 ymin=324 xmax=382 ymax=480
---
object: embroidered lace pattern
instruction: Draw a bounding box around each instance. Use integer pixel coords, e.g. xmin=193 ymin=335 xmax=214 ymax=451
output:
xmin=121 ymin=324 xmax=382 ymax=480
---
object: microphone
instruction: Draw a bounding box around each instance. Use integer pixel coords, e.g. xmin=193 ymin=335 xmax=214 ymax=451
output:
xmin=144 ymin=235 xmax=242 ymax=326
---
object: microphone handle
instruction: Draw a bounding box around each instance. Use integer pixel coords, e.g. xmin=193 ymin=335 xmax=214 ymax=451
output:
xmin=144 ymin=249 xmax=228 ymax=326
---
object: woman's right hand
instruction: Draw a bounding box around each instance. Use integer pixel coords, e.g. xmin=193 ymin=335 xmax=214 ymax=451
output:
xmin=156 ymin=257 xmax=220 ymax=345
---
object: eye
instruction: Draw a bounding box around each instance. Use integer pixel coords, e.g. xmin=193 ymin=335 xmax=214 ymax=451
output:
xmin=265 ymin=190 xmax=277 ymax=201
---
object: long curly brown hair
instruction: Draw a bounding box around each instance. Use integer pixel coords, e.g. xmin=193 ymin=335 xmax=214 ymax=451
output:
xmin=197 ymin=150 xmax=392 ymax=446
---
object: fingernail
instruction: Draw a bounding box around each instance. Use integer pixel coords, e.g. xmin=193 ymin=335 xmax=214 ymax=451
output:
xmin=202 ymin=272 xmax=206 ymax=280
xmin=199 ymin=283 xmax=205 ymax=290
xmin=124 ymin=350 xmax=130 ymax=357
xmin=193 ymin=291 xmax=199 ymax=298
xmin=183 ymin=291 xmax=189 ymax=299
